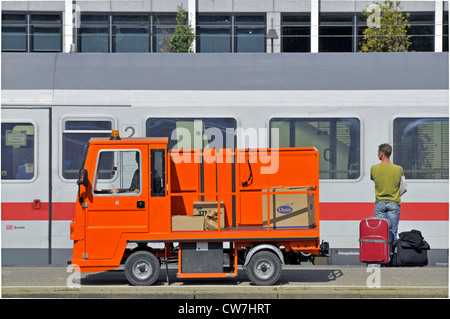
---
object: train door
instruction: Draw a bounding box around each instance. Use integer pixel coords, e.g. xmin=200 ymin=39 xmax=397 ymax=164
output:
xmin=1 ymin=108 xmax=51 ymax=265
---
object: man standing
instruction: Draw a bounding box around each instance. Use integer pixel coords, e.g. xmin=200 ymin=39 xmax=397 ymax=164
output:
xmin=370 ymin=143 xmax=404 ymax=240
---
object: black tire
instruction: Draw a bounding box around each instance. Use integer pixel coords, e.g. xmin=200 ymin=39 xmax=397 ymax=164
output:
xmin=245 ymin=250 xmax=282 ymax=286
xmin=124 ymin=251 xmax=160 ymax=286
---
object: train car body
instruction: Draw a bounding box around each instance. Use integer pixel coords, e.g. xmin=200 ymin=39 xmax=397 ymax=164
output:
xmin=1 ymin=52 xmax=448 ymax=266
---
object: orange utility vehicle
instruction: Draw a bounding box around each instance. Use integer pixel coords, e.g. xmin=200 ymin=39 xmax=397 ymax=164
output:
xmin=70 ymin=131 xmax=328 ymax=286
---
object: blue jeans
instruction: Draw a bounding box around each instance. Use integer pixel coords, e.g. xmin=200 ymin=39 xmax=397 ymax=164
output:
xmin=374 ymin=200 xmax=401 ymax=241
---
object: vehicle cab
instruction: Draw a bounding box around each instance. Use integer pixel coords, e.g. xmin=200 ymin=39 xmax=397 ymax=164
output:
xmin=71 ymin=132 xmax=169 ymax=270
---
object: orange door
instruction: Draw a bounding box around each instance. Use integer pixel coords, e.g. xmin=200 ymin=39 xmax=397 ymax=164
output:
xmin=85 ymin=146 xmax=149 ymax=260
xmin=148 ymin=148 xmax=170 ymax=233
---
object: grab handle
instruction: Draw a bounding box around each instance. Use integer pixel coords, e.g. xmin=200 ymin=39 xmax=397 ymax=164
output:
xmin=365 ymin=218 xmax=382 ymax=229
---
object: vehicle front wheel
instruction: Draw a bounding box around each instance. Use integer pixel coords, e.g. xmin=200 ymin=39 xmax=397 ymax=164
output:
xmin=124 ymin=250 xmax=160 ymax=286
xmin=245 ymin=250 xmax=282 ymax=286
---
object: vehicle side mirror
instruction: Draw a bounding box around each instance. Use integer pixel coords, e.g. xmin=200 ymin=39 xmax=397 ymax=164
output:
xmin=77 ymin=169 xmax=89 ymax=187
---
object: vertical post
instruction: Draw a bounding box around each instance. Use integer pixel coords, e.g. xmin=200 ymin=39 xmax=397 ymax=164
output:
xmin=266 ymin=186 xmax=271 ymax=231
xmin=26 ymin=13 xmax=31 ymax=52
xmin=178 ymin=244 xmax=182 ymax=276
xmin=353 ymin=14 xmax=357 ymax=52
xmin=217 ymin=200 xmax=221 ymax=232
xmin=267 ymin=13 xmax=280 ymax=53
xmin=234 ymin=243 xmax=238 ymax=276
xmin=435 ymin=1 xmax=444 ymax=52
xmin=64 ymin=0 xmax=73 ymax=53
xmin=109 ymin=14 xmax=113 ymax=53
xmin=311 ymin=0 xmax=319 ymax=53
xmin=188 ymin=0 xmax=197 ymax=52
xmin=231 ymin=15 xmax=235 ymax=53
xmin=48 ymin=108 xmax=53 ymax=264
xmin=165 ymin=243 xmax=170 ymax=284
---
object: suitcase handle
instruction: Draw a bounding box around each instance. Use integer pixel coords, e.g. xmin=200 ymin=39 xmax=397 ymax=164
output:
xmin=365 ymin=218 xmax=383 ymax=229
xmin=359 ymin=239 xmax=389 ymax=243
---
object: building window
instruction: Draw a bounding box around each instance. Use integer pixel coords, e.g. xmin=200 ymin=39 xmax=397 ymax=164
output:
xmin=235 ymin=15 xmax=266 ymax=52
xmin=196 ymin=14 xmax=265 ymax=53
xmin=408 ymin=12 xmax=435 ymax=52
xmin=112 ymin=14 xmax=150 ymax=52
xmin=270 ymin=118 xmax=361 ymax=179
xmin=1 ymin=13 xmax=27 ymax=52
xmin=281 ymin=13 xmax=310 ymax=52
xmin=146 ymin=118 xmax=237 ymax=151
xmin=153 ymin=14 xmax=177 ymax=52
xmin=1 ymin=12 xmax=62 ymax=52
xmin=78 ymin=13 xmax=176 ymax=53
xmin=197 ymin=15 xmax=232 ymax=52
xmin=356 ymin=12 xmax=369 ymax=52
xmin=358 ymin=10 xmax=434 ymax=52
xmin=324 ymin=10 xmax=435 ymax=53
xmin=319 ymin=13 xmax=354 ymax=52
xmin=79 ymin=14 xmax=110 ymax=52
xmin=30 ymin=13 xmax=62 ymax=52
xmin=444 ymin=10 xmax=448 ymax=52
xmin=62 ymin=119 xmax=113 ymax=179
xmin=1 ymin=123 xmax=35 ymax=180
xmin=393 ymin=118 xmax=449 ymax=179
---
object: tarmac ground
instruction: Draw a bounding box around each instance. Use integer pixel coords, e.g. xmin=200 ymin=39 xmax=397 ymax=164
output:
xmin=2 ymin=264 xmax=448 ymax=299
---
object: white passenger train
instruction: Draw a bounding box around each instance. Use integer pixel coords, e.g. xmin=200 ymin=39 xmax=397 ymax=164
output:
xmin=1 ymin=52 xmax=448 ymax=265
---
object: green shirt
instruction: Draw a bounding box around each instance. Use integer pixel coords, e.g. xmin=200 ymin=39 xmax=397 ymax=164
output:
xmin=370 ymin=163 xmax=404 ymax=205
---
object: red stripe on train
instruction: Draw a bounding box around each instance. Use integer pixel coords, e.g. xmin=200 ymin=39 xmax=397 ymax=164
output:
xmin=1 ymin=202 xmax=448 ymax=221
xmin=1 ymin=202 xmax=76 ymax=221
xmin=320 ymin=202 xmax=449 ymax=221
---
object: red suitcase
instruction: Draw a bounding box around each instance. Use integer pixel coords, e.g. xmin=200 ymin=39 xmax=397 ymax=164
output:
xmin=359 ymin=218 xmax=392 ymax=264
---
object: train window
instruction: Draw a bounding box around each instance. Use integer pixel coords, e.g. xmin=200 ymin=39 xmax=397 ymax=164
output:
xmin=1 ymin=123 xmax=35 ymax=180
xmin=146 ymin=118 xmax=237 ymax=151
xmin=93 ymin=150 xmax=141 ymax=196
xmin=394 ymin=118 xmax=449 ymax=179
xmin=270 ymin=118 xmax=360 ymax=179
xmin=62 ymin=120 xmax=113 ymax=179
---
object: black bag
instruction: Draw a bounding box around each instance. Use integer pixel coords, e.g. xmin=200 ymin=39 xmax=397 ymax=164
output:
xmin=392 ymin=230 xmax=430 ymax=267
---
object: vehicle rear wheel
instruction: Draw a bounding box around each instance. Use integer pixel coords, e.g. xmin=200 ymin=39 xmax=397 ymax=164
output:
xmin=124 ymin=251 xmax=160 ymax=286
xmin=245 ymin=250 xmax=282 ymax=286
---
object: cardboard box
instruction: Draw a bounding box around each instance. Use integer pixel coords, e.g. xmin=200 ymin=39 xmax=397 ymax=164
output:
xmin=172 ymin=215 xmax=205 ymax=231
xmin=262 ymin=186 xmax=315 ymax=228
xmin=193 ymin=201 xmax=225 ymax=229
